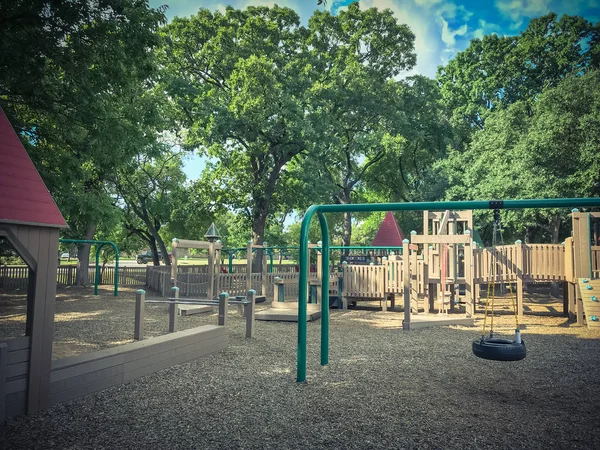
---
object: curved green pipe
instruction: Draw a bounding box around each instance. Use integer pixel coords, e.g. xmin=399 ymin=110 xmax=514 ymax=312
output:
xmin=297 ymin=197 xmax=600 ymax=382
xmin=59 ymin=239 xmax=119 ymax=296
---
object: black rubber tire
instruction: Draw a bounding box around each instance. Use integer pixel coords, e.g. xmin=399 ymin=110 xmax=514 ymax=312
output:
xmin=472 ymin=338 xmax=526 ymax=361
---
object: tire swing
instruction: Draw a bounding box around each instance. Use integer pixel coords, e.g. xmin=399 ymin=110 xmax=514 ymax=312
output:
xmin=472 ymin=209 xmax=526 ymax=362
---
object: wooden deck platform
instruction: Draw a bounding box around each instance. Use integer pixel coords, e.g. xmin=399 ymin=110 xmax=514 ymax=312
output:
xmin=179 ymin=305 xmax=216 ymax=316
xmin=255 ymin=302 xmax=322 ymax=322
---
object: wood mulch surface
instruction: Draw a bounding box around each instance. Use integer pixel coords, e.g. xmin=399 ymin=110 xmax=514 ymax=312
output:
xmin=1 ymin=284 xmax=600 ymax=449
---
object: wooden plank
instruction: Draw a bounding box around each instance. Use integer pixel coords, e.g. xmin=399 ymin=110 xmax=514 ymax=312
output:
xmin=411 ymin=234 xmax=472 ymax=244
xmin=6 ymin=390 xmax=26 ymax=408
xmin=1 ymin=336 xmax=31 ymax=352
xmin=0 ymin=343 xmax=7 ymax=422
xmin=39 ymin=228 xmax=60 ymax=411
xmin=5 ymin=400 xmax=26 ymax=418
xmin=124 ymin=340 xmax=228 ymax=382
xmin=50 ymin=365 xmax=125 ymax=396
xmin=50 ymin=354 xmax=125 ymax=383
xmin=49 ymin=334 xmax=227 ymax=406
xmin=6 ymin=377 xmax=27 ymax=395
xmin=49 ymin=373 xmax=125 ymax=406
xmin=6 ymin=361 xmax=28 ymax=379
xmin=52 ymin=326 xmax=224 ymax=372
xmin=122 ymin=332 xmax=227 ymax=374
xmin=7 ymin=349 xmax=29 ymax=365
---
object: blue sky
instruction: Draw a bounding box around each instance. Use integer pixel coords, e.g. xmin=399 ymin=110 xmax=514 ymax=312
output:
xmin=150 ymin=0 xmax=600 ymax=179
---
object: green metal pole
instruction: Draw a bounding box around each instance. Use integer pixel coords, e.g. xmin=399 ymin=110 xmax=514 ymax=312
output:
xmin=229 ymin=252 xmax=234 ymax=273
xmin=269 ymin=253 xmax=273 ymax=273
xmin=297 ymin=205 xmax=318 ymax=382
xmin=94 ymin=243 xmax=104 ymax=296
xmin=59 ymin=239 xmax=120 ymax=296
xmin=318 ymin=212 xmax=330 ymax=367
xmin=114 ymin=245 xmax=119 ymax=297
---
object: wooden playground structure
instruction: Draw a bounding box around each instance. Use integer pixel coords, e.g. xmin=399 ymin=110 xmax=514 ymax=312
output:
xmin=336 ymin=210 xmax=599 ymax=327
xmin=159 ymin=210 xmax=600 ymax=328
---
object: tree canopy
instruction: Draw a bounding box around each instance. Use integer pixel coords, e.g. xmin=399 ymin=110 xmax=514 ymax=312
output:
xmin=1 ymin=1 xmax=598 ymax=261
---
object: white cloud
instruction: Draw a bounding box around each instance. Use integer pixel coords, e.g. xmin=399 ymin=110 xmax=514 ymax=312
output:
xmin=494 ymin=0 xmax=552 ymax=27
xmin=440 ymin=19 xmax=468 ymax=47
xmin=361 ymin=0 xmax=448 ymax=78
xmin=154 ymin=0 xmax=478 ymax=78
xmin=472 ymin=19 xmax=504 ymax=40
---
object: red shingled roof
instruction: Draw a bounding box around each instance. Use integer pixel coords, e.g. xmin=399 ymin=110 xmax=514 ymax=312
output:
xmin=371 ymin=211 xmax=405 ymax=246
xmin=0 ymin=107 xmax=67 ymax=228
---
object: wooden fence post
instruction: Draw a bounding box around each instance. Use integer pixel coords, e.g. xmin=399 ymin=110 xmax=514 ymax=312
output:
xmin=337 ymin=273 xmax=344 ymax=309
xmin=0 ymin=343 xmax=7 ymax=423
xmin=207 ymin=241 xmax=215 ymax=300
xmin=246 ymin=241 xmax=253 ymax=294
xmin=573 ymin=211 xmax=592 ymax=325
xmin=514 ymin=240 xmax=524 ymax=318
xmin=261 ymin=251 xmax=268 ymax=298
xmin=218 ymin=292 xmax=229 ymax=327
xmin=134 ymin=289 xmax=145 ymax=340
xmin=244 ymin=290 xmax=256 ymax=338
xmin=463 ymin=230 xmax=474 ymax=317
xmin=402 ymin=239 xmax=411 ymax=330
xmin=169 ymin=287 xmax=179 ymax=333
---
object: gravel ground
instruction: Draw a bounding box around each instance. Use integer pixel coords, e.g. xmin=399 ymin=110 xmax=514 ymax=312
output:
xmin=2 ymin=286 xmax=600 ymax=449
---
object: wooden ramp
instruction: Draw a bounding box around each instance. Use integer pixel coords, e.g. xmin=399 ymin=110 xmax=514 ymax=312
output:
xmin=255 ymin=302 xmax=321 ymax=322
xmin=578 ymin=278 xmax=600 ymax=329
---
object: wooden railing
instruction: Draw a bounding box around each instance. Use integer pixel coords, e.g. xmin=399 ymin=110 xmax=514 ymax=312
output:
xmin=0 ymin=265 xmax=148 ymax=290
xmin=342 ymin=264 xmax=386 ymax=298
xmin=593 ymin=246 xmax=600 ymax=278
xmin=473 ymin=244 xmax=565 ymax=283
xmin=0 ymin=265 xmax=28 ymax=288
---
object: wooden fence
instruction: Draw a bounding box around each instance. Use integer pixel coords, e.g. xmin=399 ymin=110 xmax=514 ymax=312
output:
xmin=473 ymin=244 xmax=565 ymax=283
xmin=0 ymin=265 xmax=147 ymax=289
xmin=226 ymin=263 xmax=298 ymax=274
xmin=342 ymin=264 xmax=386 ymax=298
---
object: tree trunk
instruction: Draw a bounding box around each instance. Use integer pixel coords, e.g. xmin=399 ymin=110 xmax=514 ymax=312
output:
xmin=549 ymin=216 xmax=562 ymax=297
xmin=343 ymin=211 xmax=352 ymax=249
xmin=550 ymin=215 xmax=561 ymax=244
xmin=155 ymin=235 xmax=171 ymax=267
xmin=339 ymin=189 xmax=352 ymax=254
xmin=149 ymin=238 xmax=160 ymax=266
xmin=76 ymin=224 xmax=96 ymax=286
xmin=524 ymin=226 xmax=537 ymax=244
xmin=252 ymin=209 xmax=268 ymax=273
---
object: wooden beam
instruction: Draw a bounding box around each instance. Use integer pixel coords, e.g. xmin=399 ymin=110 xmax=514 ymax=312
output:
xmin=438 ymin=210 xmax=450 ymax=235
xmin=411 ymin=235 xmax=472 ymax=244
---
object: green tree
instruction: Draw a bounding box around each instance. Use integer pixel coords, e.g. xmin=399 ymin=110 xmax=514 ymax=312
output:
xmin=363 ymin=76 xmax=451 ymax=204
xmin=437 ymin=13 xmax=599 ymax=146
xmin=156 ymin=3 xmax=416 ymax=251
xmin=113 ymin=151 xmax=187 ymax=266
xmin=292 ymin=5 xmax=415 ymax=248
xmin=438 ymin=71 xmax=600 ymax=243
xmin=0 ymin=0 xmax=166 ymax=284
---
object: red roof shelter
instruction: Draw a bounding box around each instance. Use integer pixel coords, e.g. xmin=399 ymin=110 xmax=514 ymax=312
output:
xmin=0 ymin=108 xmax=66 ymax=227
xmin=0 ymin=106 xmax=66 ymax=420
xmin=371 ymin=211 xmax=405 ymax=246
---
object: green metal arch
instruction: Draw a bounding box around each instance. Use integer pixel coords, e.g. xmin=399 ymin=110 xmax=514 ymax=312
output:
xmin=297 ymin=197 xmax=600 ymax=382
xmin=59 ymin=239 xmax=119 ymax=296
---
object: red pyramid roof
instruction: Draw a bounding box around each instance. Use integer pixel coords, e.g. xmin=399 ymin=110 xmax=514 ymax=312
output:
xmin=371 ymin=211 xmax=405 ymax=246
xmin=0 ymin=107 xmax=67 ymax=228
